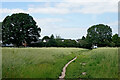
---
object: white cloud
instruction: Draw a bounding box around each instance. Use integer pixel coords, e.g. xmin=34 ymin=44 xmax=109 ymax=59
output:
xmin=56 ymin=2 xmax=118 ymax=14
xmin=54 ymin=27 xmax=87 ymax=39
xmin=34 ymin=18 xmax=65 ymax=26
xmin=0 ymin=1 xmax=118 ymax=14
xmin=0 ymin=8 xmax=28 ymax=14
xmin=1 ymin=0 xmax=119 ymax=2
xmin=39 ymin=26 xmax=87 ymax=39
xmin=63 ymin=0 xmax=119 ymax=2
xmin=1 ymin=0 xmax=63 ymax=2
xmin=1 ymin=1 xmax=118 ymax=39
xmin=33 ymin=18 xmax=86 ymax=39
xmin=0 ymin=8 xmax=29 ymax=21
xmin=28 ymin=7 xmax=70 ymax=14
xmin=108 ymin=21 xmax=118 ymax=26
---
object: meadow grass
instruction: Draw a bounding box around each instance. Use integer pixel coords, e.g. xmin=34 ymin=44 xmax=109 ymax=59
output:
xmin=2 ymin=47 xmax=118 ymax=78
xmin=65 ymin=47 xmax=118 ymax=78
xmin=2 ymin=47 xmax=84 ymax=78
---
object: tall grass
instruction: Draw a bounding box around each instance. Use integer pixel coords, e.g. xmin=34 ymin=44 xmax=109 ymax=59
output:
xmin=2 ymin=47 xmax=118 ymax=78
xmin=2 ymin=47 xmax=84 ymax=78
xmin=65 ymin=48 xmax=118 ymax=78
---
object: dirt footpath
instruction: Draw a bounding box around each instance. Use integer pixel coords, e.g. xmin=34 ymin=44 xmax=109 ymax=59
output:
xmin=59 ymin=56 xmax=77 ymax=79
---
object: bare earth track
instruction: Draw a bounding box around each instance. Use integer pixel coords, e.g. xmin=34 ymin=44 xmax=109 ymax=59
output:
xmin=59 ymin=56 xmax=77 ymax=79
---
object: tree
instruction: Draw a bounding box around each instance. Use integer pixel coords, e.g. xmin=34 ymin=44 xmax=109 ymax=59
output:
xmin=49 ymin=34 xmax=57 ymax=47
xmin=112 ymin=34 xmax=120 ymax=46
xmin=0 ymin=22 xmax=1 ymax=31
xmin=2 ymin=13 xmax=41 ymax=47
xmin=56 ymin=39 xmax=65 ymax=47
xmin=0 ymin=22 xmax=2 ymax=46
xmin=78 ymin=39 xmax=92 ymax=49
xmin=50 ymin=34 xmax=54 ymax=39
xmin=42 ymin=36 xmax=50 ymax=42
xmin=42 ymin=36 xmax=50 ymax=47
xmin=63 ymin=39 xmax=77 ymax=47
xmin=109 ymin=42 xmax=115 ymax=47
xmin=86 ymin=24 xmax=112 ymax=47
xmin=82 ymin=36 xmax=85 ymax=40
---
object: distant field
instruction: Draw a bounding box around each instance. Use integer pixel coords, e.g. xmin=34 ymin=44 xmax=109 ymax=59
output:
xmin=2 ymin=47 xmax=118 ymax=78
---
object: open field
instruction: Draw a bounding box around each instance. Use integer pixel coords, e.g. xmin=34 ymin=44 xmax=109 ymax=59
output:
xmin=2 ymin=47 xmax=83 ymax=78
xmin=66 ymin=48 xmax=118 ymax=78
xmin=2 ymin=47 xmax=118 ymax=78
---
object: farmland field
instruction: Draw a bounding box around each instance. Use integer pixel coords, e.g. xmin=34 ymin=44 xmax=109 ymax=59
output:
xmin=2 ymin=47 xmax=118 ymax=78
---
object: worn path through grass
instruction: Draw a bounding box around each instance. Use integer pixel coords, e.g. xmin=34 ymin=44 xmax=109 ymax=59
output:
xmin=59 ymin=56 xmax=77 ymax=78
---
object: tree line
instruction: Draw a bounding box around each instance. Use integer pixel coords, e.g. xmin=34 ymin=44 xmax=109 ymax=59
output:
xmin=1 ymin=13 xmax=120 ymax=49
xmin=29 ymin=33 xmax=120 ymax=49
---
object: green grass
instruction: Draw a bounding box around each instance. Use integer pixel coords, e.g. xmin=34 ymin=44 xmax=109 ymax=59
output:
xmin=2 ymin=47 xmax=84 ymax=78
xmin=2 ymin=47 xmax=118 ymax=78
xmin=65 ymin=47 xmax=118 ymax=78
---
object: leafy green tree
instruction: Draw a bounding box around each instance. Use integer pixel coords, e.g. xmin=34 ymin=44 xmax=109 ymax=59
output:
xmin=42 ymin=36 xmax=50 ymax=42
xmin=49 ymin=34 xmax=57 ymax=47
xmin=63 ymin=39 xmax=70 ymax=47
xmin=86 ymin=24 xmax=112 ymax=47
xmin=2 ymin=13 xmax=41 ymax=47
xmin=78 ymin=39 xmax=92 ymax=49
xmin=0 ymin=22 xmax=2 ymax=38
xmin=82 ymin=36 xmax=85 ymax=40
xmin=63 ymin=39 xmax=77 ymax=47
xmin=55 ymin=35 xmax=64 ymax=47
xmin=0 ymin=22 xmax=2 ymax=46
xmin=112 ymin=34 xmax=120 ymax=46
xmin=50 ymin=34 xmax=54 ymax=39
xmin=42 ymin=36 xmax=50 ymax=47
xmin=109 ymin=42 xmax=115 ymax=47
xmin=56 ymin=39 xmax=65 ymax=47
xmin=0 ymin=22 xmax=1 ymax=32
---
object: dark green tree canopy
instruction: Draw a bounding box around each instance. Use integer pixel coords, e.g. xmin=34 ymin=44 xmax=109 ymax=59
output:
xmin=49 ymin=34 xmax=56 ymax=47
xmin=0 ymin=22 xmax=2 ymax=35
xmin=86 ymin=24 xmax=112 ymax=46
xmin=82 ymin=36 xmax=85 ymax=40
xmin=42 ymin=36 xmax=50 ymax=41
xmin=112 ymin=34 xmax=120 ymax=46
xmin=112 ymin=34 xmax=119 ymax=42
xmin=50 ymin=34 xmax=54 ymax=39
xmin=2 ymin=13 xmax=41 ymax=47
xmin=0 ymin=22 xmax=2 ymax=45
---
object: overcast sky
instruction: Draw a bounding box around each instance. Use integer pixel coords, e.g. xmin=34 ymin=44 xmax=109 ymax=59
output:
xmin=0 ymin=0 xmax=119 ymax=39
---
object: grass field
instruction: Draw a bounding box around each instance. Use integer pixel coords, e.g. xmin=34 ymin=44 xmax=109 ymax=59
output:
xmin=2 ymin=47 xmax=83 ymax=78
xmin=66 ymin=48 xmax=118 ymax=78
xmin=2 ymin=47 xmax=118 ymax=78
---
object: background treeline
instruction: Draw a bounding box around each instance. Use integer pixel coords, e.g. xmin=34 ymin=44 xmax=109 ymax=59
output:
xmin=29 ymin=33 xmax=120 ymax=49
xmin=1 ymin=13 xmax=120 ymax=49
xmin=29 ymin=34 xmax=79 ymax=47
